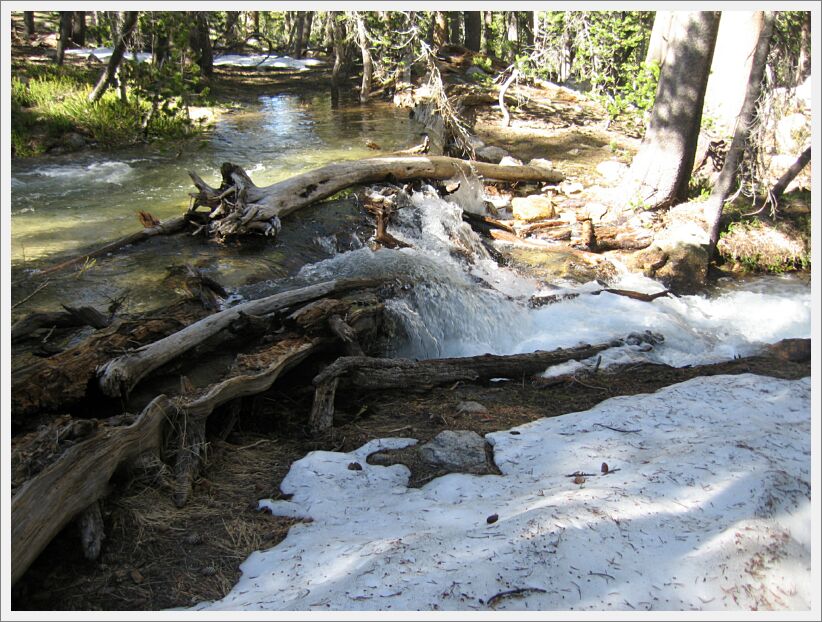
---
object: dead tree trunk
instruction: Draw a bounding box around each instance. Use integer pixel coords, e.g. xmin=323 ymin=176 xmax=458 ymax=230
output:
xmin=188 ymin=156 xmax=563 ymax=239
xmin=24 ymin=11 xmax=35 ymax=38
xmin=88 ymin=11 xmax=138 ymax=103
xmin=704 ymin=11 xmax=774 ymax=251
xmin=56 ymin=12 xmax=72 ymax=65
xmin=761 ymin=146 xmax=811 ymax=211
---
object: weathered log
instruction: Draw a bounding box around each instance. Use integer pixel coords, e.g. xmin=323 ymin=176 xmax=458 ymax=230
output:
xmin=592 ymin=288 xmax=671 ymax=302
xmin=462 ymin=211 xmax=517 ymax=235
xmin=309 ymin=341 xmax=621 ymax=434
xmin=97 ymin=278 xmax=385 ymax=399
xmin=12 ymin=304 xmax=205 ymax=424
xmin=328 ymin=314 xmax=365 ymax=356
xmin=587 ymin=223 xmax=654 ymax=252
xmin=11 ymin=304 xmax=111 ymax=342
xmin=515 ymin=219 xmax=568 ymax=237
xmin=77 ymin=500 xmax=105 ymax=561
xmin=189 ymin=156 xmax=564 ymax=238
xmin=172 ymin=414 xmax=207 ymax=508
xmin=36 ymin=215 xmax=189 ymax=277
xmin=11 ymin=395 xmax=173 ymax=585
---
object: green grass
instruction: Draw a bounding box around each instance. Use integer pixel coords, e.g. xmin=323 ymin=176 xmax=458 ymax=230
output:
xmin=11 ymin=62 xmax=202 ymax=158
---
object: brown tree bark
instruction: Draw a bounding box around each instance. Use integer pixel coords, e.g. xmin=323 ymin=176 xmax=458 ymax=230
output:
xmin=704 ymin=11 xmax=774 ymax=251
xmin=188 ymin=11 xmax=213 ymax=78
xmin=449 ymin=11 xmax=462 ymax=44
xmin=56 ymin=12 xmax=72 ymax=65
xmin=88 ymin=11 xmax=138 ymax=102
xmin=434 ymin=11 xmax=448 ymax=49
xmin=355 ymin=12 xmax=373 ymax=103
xmin=71 ymin=11 xmax=86 ymax=46
xmin=24 ymin=11 xmax=35 ymax=37
xmin=464 ymin=11 xmax=481 ymax=52
xmin=483 ymin=11 xmax=494 ymax=55
xmin=292 ymin=11 xmax=305 ymax=57
xmin=618 ymin=12 xmax=720 ymax=211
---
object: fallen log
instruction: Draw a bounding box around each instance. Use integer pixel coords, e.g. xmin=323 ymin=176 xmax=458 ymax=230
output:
xmin=97 ymin=277 xmax=385 ymax=399
xmin=309 ymin=340 xmax=621 ymax=434
xmin=11 ymin=395 xmax=173 ymax=586
xmin=189 ymin=156 xmax=564 ymax=238
xmin=11 ymin=304 xmax=111 ymax=342
xmin=587 ymin=223 xmax=654 ymax=252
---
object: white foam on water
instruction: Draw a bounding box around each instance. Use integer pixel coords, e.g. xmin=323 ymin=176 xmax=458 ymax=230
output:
xmin=297 ymin=188 xmax=811 ymax=368
xmin=23 ymin=161 xmax=135 ymax=186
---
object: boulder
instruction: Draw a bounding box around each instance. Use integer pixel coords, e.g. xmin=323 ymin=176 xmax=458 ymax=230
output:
xmin=418 ymin=430 xmax=488 ymax=472
xmin=456 ymin=401 xmax=488 ymax=415
xmin=766 ymin=338 xmax=810 ymax=363
xmin=63 ymin=132 xmax=87 ymax=150
xmin=476 ymin=145 xmax=510 ymax=163
xmin=512 ymin=195 xmax=555 ymax=222
xmin=499 ymin=156 xmax=523 ymax=167
xmin=528 ymin=158 xmax=554 ymax=170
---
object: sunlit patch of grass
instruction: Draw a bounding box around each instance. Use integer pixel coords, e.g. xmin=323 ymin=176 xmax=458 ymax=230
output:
xmin=11 ymin=64 xmax=199 ymax=157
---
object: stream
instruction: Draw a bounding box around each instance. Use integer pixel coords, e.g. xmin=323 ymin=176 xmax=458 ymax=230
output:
xmin=10 ymin=93 xmax=812 ymax=372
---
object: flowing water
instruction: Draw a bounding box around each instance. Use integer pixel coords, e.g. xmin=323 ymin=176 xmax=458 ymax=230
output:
xmin=10 ymin=92 xmax=811 ymax=371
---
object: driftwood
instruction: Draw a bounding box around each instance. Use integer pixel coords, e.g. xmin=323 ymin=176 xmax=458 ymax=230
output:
xmin=97 ymin=277 xmax=385 ymax=399
xmin=188 ymin=156 xmax=564 ymax=238
xmin=11 ymin=303 xmax=206 ymax=425
xmin=11 ymin=395 xmax=173 ymax=585
xmin=585 ymin=223 xmax=654 ymax=252
xmin=308 ymin=341 xmax=620 ymax=434
xmin=531 ymin=288 xmax=671 ymax=308
xmin=11 ymin=304 xmax=111 ymax=342
xmin=12 ymin=286 xmax=386 ymax=582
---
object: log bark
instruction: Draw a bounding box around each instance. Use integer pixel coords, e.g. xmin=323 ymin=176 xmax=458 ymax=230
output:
xmin=308 ymin=341 xmax=622 ymax=433
xmin=585 ymin=223 xmax=653 ymax=252
xmin=97 ymin=278 xmax=384 ymax=399
xmin=77 ymin=500 xmax=105 ymax=560
xmin=12 ymin=396 xmax=173 ymax=585
xmin=189 ymin=157 xmax=563 ymax=238
xmin=11 ymin=305 xmax=109 ymax=342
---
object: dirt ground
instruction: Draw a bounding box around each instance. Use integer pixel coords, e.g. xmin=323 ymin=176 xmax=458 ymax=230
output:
xmin=9 ymin=27 xmax=813 ymax=612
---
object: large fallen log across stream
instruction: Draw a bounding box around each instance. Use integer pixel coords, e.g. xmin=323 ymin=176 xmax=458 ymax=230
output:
xmin=189 ymin=156 xmax=564 ymax=238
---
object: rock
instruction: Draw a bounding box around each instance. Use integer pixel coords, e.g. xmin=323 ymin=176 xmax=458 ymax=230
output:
xmin=512 ymin=195 xmax=556 ymax=222
xmin=499 ymin=156 xmax=523 ymax=167
xmin=468 ymin=135 xmax=486 ymax=151
xmin=528 ymin=158 xmax=554 ymax=170
xmin=476 ymin=145 xmax=510 ymax=163
xmin=596 ymin=160 xmax=628 ymax=184
xmin=63 ymin=132 xmax=87 ymax=150
xmin=466 ymin=66 xmax=487 ymax=78
xmin=456 ymin=401 xmax=488 ymax=415
xmin=418 ymin=430 xmax=488 ymax=472
xmin=766 ymin=338 xmax=810 ymax=362
xmin=560 ymin=181 xmax=584 ymax=195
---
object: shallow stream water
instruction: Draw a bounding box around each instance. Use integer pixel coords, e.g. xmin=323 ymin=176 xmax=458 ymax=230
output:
xmin=9 ymin=92 xmax=812 ymax=370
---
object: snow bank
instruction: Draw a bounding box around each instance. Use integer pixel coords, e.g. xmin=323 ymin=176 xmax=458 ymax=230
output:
xmin=192 ymin=374 xmax=812 ymax=612
xmin=63 ymin=48 xmax=324 ymax=71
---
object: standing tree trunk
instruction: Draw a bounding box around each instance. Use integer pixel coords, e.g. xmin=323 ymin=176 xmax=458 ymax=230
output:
xmin=293 ymin=11 xmax=306 ymax=57
xmin=87 ymin=11 xmax=139 ymax=103
xmin=796 ymin=11 xmax=810 ymax=85
xmin=189 ymin=11 xmax=213 ymax=78
xmin=483 ymin=11 xmax=494 ymax=55
xmin=56 ymin=12 xmax=72 ymax=65
xmin=303 ymin=12 xmax=314 ymax=54
xmin=464 ymin=11 xmax=481 ymax=52
xmin=645 ymin=11 xmax=674 ymax=67
xmin=355 ymin=13 xmax=373 ymax=103
xmin=617 ymin=12 xmax=720 ymax=211
xmin=520 ymin=12 xmax=534 ymax=48
xmin=24 ymin=12 xmax=35 ymax=38
xmin=433 ymin=11 xmax=448 ymax=49
xmin=506 ymin=11 xmax=519 ymax=62
xmin=71 ymin=11 xmax=86 ymax=46
xmin=448 ymin=11 xmax=462 ymax=44
xmin=252 ymin=11 xmax=260 ymax=34
xmin=704 ymin=11 xmax=774 ymax=251
xmin=329 ymin=11 xmax=348 ymax=106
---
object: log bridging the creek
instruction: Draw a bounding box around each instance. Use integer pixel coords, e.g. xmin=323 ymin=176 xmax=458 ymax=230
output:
xmin=189 ymin=156 xmax=564 ymax=238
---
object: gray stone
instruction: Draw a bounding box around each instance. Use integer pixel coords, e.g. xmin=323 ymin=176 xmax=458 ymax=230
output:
xmin=456 ymin=401 xmax=488 ymax=415
xmin=499 ymin=155 xmax=523 ymax=167
xmin=466 ymin=65 xmax=488 ymax=78
xmin=528 ymin=158 xmax=554 ymax=170
xmin=418 ymin=430 xmax=488 ymax=472
xmin=476 ymin=145 xmax=510 ymax=163
xmin=63 ymin=132 xmax=87 ymax=149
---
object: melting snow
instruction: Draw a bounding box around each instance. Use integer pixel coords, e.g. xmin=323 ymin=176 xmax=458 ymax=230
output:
xmin=64 ymin=48 xmax=325 ymax=71
xmin=192 ymin=373 xmax=812 ymax=612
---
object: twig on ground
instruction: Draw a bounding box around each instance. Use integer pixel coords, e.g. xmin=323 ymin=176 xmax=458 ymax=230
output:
xmin=594 ymin=423 xmax=640 ymax=433
xmin=486 ymin=587 xmax=546 ymax=607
